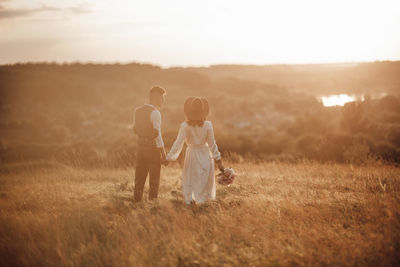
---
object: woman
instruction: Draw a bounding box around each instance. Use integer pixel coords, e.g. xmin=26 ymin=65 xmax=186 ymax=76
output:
xmin=167 ymin=97 xmax=225 ymax=204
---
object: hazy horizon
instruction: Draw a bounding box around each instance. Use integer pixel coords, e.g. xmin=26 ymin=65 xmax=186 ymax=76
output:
xmin=1 ymin=59 xmax=397 ymax=69
xmin=1 ymin=0 xmax=400 ymax=67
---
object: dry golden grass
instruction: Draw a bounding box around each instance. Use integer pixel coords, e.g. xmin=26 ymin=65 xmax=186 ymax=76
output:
xmin=0 ymin=161 xmax=399 ymax=266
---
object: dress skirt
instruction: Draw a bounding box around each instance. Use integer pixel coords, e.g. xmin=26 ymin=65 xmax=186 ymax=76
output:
xmin=182 ymin=144 xmax=216 ymax=203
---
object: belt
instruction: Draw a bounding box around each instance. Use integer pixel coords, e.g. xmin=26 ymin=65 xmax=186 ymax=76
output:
xmin=187 ymin=144 xmax=207 ymax=148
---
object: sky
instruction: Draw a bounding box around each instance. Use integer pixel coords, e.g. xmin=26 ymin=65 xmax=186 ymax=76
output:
xmin=0 ymin=0 xmax=400 ymax=67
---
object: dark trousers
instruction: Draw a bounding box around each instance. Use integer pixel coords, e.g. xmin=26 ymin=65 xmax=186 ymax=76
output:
xmin=134 ymin=146 xmax=161 ymax=202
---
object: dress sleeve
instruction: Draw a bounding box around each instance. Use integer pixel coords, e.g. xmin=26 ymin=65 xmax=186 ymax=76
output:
xmin=206 ymin=121 xmax=221 ymax=160
xmin=167 ymin=122 xmax=187 ymax=161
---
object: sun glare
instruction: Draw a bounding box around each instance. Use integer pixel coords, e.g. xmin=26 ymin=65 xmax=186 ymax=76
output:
xmin=320 ymin=94 xmax=356 ymax=107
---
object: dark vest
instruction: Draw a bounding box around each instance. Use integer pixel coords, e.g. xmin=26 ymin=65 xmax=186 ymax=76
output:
xmin=134 ymin=105 xmax=158 ymax=146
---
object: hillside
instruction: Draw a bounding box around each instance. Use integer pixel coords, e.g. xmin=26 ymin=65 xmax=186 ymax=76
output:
xmin=0 ymin=61 xmax=400 ymax=166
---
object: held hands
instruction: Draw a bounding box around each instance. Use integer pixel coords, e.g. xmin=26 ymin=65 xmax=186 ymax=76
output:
xmin=161 ymin=154 xmax=169 ymax=166
xmin=162 ymin=158 xmax=170 ymax=166
xmin=161 ymin=148 xmax=169 ymax=166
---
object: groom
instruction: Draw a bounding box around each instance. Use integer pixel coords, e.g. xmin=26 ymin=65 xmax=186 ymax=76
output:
xmin=133 ymin=86 xmax=168 ymax=202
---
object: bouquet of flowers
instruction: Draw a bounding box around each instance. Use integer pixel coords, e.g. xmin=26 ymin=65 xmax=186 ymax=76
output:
xmin=217 ymin=168 xmax=237 ymax=186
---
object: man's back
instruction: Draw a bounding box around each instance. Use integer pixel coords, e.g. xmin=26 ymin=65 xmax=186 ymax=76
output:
xmin=134 ymin=104 xmax=157 ymax=139
xmin=133 ymin=105 xmax=158 ymax=146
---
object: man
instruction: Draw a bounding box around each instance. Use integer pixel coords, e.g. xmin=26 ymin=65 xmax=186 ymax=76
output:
xmin=133 ymin=86 xmax=168 ymax=202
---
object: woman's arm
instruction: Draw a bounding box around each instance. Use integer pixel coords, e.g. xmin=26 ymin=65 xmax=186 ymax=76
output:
xmin=206 ymin=121 xmax=224 ymax=170
xmin=215 ymin=159 xmax=225 ymax=172
xmin=166 ymin=122 xmax=187 ymax=161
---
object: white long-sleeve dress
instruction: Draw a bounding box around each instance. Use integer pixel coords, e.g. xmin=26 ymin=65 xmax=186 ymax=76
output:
xmin=167 ymin=120 xmax=221 ymax=204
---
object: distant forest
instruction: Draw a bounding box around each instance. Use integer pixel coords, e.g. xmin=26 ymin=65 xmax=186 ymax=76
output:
xmin=1 ymin=61 xmax=400 ymax=166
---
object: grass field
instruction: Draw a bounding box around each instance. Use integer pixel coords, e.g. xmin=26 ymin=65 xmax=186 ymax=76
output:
xmin=0 ymin=161 xmax=399 ymax=266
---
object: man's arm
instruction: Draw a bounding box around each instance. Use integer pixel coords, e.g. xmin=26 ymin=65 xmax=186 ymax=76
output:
xmin=150 ymin=110 xmax=168 ymax=165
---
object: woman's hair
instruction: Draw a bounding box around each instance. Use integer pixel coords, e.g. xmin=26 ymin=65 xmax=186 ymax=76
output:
xmin=186 ymin=98 xmax=206 ymax=127
xmin=186 ymin=119 xmax=205 ymax=127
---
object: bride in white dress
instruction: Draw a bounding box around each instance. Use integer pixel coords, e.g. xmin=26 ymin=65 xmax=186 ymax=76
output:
xmin=167 ymin=97 xmax=225 ymax=204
